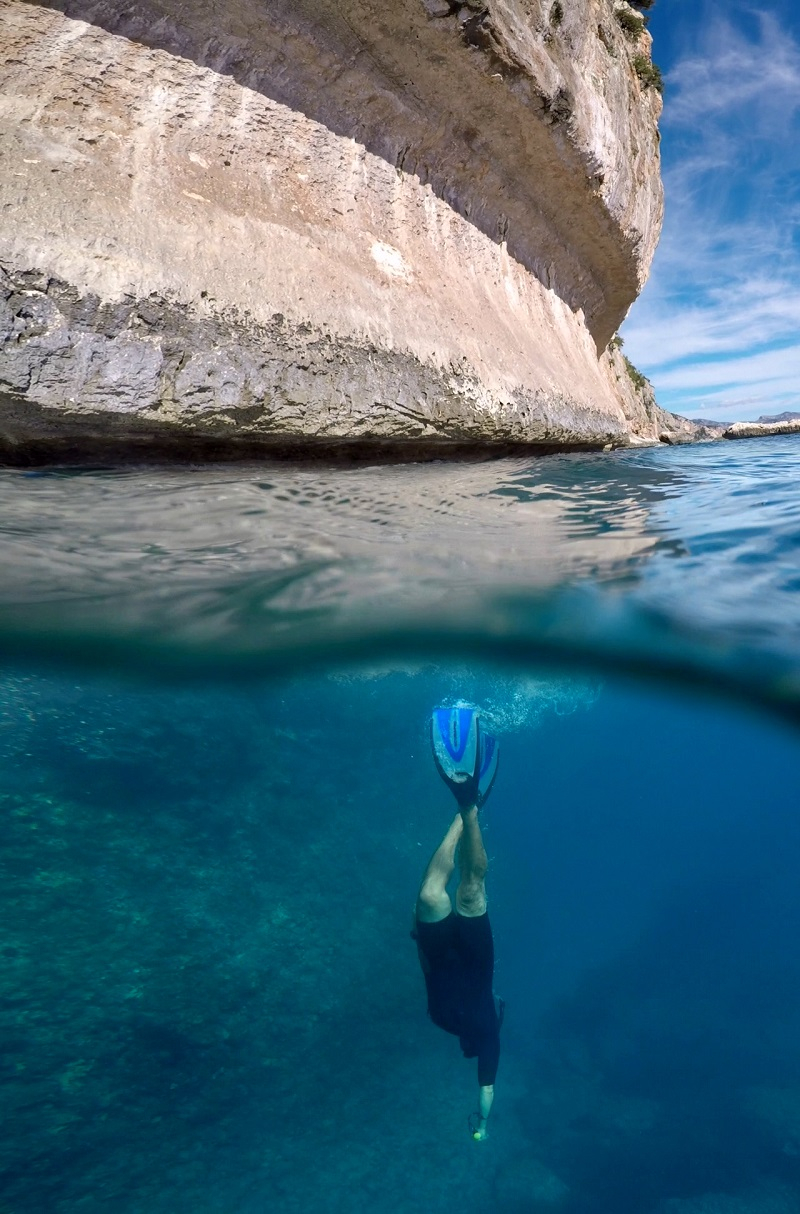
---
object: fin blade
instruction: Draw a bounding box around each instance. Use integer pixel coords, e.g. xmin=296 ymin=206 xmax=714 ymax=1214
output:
xmin=431 ymin=707 xmax=479 ymax=794
xmin=476 ymin=729 xmax=499 ymax=808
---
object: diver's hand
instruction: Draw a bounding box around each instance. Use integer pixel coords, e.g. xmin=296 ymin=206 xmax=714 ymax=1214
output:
xmin=469 ymin=1109 xmax=489 ymax=1140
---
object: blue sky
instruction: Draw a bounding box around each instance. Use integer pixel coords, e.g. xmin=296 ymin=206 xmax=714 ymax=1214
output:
xmin=620 ymin=0 xmax=800 ymax=421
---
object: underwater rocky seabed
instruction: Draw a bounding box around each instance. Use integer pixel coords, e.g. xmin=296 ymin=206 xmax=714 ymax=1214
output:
xmin=2 ymin=437 xmax=800 ymax=1214
xmin=3 ymin=669 xmax=800 ymax=1214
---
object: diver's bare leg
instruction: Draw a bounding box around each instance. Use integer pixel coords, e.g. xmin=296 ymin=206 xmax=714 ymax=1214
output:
xmin=474 ymin=1085 xmax=494 ymax=1141
xmin=455 ymin=806 xmax=488 ymax=917
xmin=416 ymin=814 xmax=463 ymax=923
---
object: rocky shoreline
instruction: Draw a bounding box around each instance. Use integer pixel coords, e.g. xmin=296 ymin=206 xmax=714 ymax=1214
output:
xmin=0 ymin=266 xmax=704 ymax=465
xmin=724 ymin=417 xmax=800 ymax=440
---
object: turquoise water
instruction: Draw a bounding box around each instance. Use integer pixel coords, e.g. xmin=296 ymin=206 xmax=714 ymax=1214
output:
xmin=2 ymin=437 xmax=800 ymax=1213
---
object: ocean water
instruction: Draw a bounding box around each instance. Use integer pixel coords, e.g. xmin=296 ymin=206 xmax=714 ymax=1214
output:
xmin=2 ymin=437 xmax=800 ymax=1214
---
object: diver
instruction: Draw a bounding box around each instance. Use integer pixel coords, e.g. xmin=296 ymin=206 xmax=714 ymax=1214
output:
xmin=413 ymin=706 xmax=503 ymax=1141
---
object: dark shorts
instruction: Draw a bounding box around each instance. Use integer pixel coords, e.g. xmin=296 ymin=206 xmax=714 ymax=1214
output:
xmin=414 ymin=911 xmax=501 ymax=1086
xmin=415 ymin=910 xmax=495 ymax=982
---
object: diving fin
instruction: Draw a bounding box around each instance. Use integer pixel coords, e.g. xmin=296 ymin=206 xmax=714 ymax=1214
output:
xmin=431 ymin=706 xmax=480 ymax=807
xmin=476 ymin=729 xmax=499 ymax=809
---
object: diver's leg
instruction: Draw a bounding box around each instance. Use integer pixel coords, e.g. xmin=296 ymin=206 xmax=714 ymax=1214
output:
xmin=416 ymin=813 xmax=463 ymax=923
xmin=455 ymin=806 xmax=488 ymax=917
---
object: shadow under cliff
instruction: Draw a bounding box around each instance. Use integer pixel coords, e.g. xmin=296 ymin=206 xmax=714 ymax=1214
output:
xmin=26 ymin=0 xmax=639 ymax=347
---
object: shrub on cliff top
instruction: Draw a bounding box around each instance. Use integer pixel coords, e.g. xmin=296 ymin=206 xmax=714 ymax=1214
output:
xmin=633 ymin=54 xmax=664 ymax=93
xmin=616 ymin=8 xmax=645 ymax=36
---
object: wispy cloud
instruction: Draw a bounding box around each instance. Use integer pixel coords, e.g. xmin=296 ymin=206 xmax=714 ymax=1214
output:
xmin=621 ymin=5 xmax=800 ymax=420
xmin=666 ymin=11 xmax=800 ymax=125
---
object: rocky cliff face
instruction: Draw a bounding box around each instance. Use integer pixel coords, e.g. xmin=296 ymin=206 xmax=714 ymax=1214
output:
xmin=0 ymin=0 xmax=677 ymax=460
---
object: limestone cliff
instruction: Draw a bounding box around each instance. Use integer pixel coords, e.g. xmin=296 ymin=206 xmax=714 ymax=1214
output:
xmin=0 ymin=0 xmax=678 ymax=460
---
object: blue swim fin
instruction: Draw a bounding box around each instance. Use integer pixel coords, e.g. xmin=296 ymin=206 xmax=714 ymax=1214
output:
xmin=476 ymin=729 xmax=499 ymax=809
xmin=431 ymin=706 xmax=480 ymax=807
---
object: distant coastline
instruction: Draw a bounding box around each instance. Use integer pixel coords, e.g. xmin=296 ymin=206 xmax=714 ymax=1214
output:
xmin=687 ymin=411 xmax=800 ymax=440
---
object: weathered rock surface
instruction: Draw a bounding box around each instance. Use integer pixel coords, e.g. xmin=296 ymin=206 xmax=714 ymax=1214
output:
xmin=0 ymin=0 xmax=681 ymax=460
xmin=725 ymin=419 xmax=800 ymax=440
xmin=602 ymin=345 xmax=713 ymax=446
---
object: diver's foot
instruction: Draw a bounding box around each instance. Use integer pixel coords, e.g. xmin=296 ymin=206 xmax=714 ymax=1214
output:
xmin=431 ymin=706 xmax=480 ymax=807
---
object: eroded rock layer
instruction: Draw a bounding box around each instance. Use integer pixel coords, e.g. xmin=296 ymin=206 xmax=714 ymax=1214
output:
xmin=0 ymin=1 xmax=675 ymax=459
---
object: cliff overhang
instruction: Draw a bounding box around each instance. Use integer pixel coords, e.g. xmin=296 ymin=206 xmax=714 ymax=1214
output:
xmin=0 ymin=0 xmax=671 ymax=459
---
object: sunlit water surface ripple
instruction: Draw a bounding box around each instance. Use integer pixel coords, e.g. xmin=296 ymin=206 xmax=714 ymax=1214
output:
xmin=1 ymin=436 xmax=799 ymax=710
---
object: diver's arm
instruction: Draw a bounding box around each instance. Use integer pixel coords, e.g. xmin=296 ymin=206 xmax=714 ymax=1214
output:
xmin=473 ymin=1084 xmax=494 ymax=1140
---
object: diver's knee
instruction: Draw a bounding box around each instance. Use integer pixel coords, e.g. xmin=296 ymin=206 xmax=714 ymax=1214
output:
xmin=456 ymin=883 xmax=487 ymax=917
xmin=417 ymin=883 xmax=451 ymax=922
xmin=418 ymin=878 xmax=442 ymax=906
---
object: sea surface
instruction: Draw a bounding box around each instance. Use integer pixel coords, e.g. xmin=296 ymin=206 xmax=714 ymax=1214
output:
xmin=2 ymin=436 xmax=800 ymax=1214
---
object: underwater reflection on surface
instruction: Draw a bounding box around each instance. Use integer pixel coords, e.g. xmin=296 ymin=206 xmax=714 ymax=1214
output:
xmin=2 ymin=662 xmax=799 ymax=1214
xmin=2 ymin=438 xmax=800 ymax=723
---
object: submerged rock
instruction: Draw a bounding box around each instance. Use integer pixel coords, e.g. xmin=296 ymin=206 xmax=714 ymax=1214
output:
xmin=0 ymin=0 xmax=689 ymax=460
xmin=655 ymin=1184 xmax=798 ymax=1213
xmin=493 ymin=1154 xmax=570 ymax=1209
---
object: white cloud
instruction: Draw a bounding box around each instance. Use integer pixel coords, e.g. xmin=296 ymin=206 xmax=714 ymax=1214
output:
xmin=666 ymin=12 xmax=800 ymax=125
xmin=621 ymin=5 xmax=800 ymax=421
xmin=655 ymin=344 xmax=800 ymax=393
xmin=626 ymin=277 xmax=800 ymax=365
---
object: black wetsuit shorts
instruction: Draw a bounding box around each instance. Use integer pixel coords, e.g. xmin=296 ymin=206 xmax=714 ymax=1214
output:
xmin=414 ymin=911 xmax=501 ymax=1086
